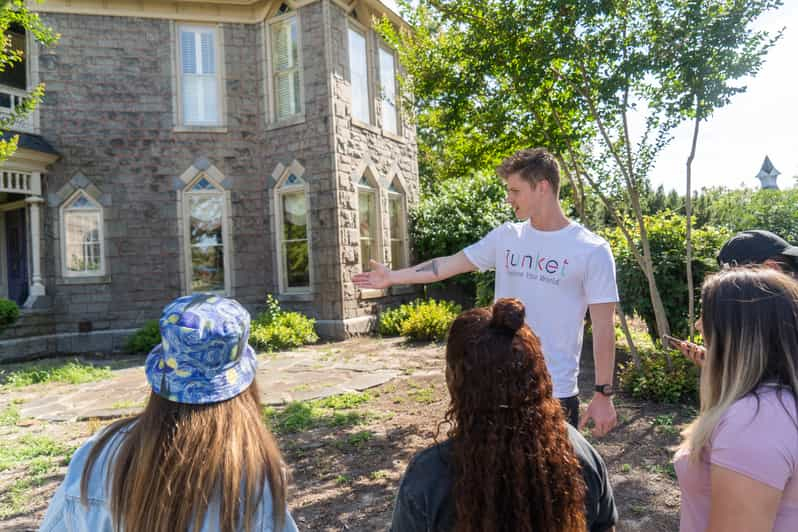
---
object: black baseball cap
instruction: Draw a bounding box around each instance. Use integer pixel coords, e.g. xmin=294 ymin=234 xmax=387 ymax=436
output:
xmin=717 ymin=230 xmax=798 ymax=267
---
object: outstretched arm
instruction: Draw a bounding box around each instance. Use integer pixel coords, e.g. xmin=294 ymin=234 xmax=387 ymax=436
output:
xmin=352 ymin=251 xmax=477 ymax=289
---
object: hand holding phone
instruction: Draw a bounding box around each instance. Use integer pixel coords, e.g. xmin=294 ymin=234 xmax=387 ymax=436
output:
xmin=662 ymin=334 xmax=683 ymax=350
xmin=665 ymin=334 xmax=706 ymax=367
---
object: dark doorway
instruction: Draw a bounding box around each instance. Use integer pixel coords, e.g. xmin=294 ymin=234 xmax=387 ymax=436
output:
xmin=6 ymin=209 xmax=28 ymax=305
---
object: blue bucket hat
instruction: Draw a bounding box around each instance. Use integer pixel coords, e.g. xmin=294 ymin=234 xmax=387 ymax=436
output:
xmin=145 ymin=294 xmax=257 ymax=405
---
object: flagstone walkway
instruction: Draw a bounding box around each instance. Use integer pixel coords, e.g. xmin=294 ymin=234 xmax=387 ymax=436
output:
xmin=8 ymin=336 xmax=445 ymax=422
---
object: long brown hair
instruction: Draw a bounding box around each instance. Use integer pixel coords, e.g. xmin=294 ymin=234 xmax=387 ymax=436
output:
xmin=681 ymin=267 xmax=798 ymax=458
xmin=80 ymin=380 xmax=287 ymax=532
xmin=444 ymin=298 xmax=586 ymax=532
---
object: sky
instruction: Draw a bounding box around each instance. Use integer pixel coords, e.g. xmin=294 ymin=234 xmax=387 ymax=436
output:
xmin=646 ymin=1 xmax=798 ymax=193
xmin=384 ymin=1 xmax=797 ymax=193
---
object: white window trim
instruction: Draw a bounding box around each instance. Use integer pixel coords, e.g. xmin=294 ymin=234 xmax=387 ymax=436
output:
xmin=377 ymin=42 xmax=401 ymax=137
xmin=59 ymin=190 xmax=106 ymax=278
xmin=386 ymin=182 xmax=409 ymax=269
xmin=274 ymin=171 xmax=313 ymax=294
xmin=347 ymin=19 xmax=375 ymax=127
xmin=180 ymin=173 xmax=232 ymax=295
xmin=264 ymin=10 xmax=305 ymax=125
xmin=355 ymin=171 xmax=383 ymax=272
xmin=174 ymin=22 xmax=227 ymax=129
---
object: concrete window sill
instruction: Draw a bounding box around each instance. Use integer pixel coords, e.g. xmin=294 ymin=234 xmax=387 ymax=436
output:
xmin=266 ymin=115 xmax=306 ymax=131
xmin=173 ymin=126 xmax=228 ymax=133
xmin=57 ymin=275 xmax=112 ymax=285
xmin=360 ymin=288 xmax=386 ymax=299
xmin=352 ymin=118 xmax=380 ymax=135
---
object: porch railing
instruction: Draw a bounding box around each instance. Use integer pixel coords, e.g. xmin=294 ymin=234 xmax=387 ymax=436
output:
xmin=0 ymin=170 xmax=38 ymax=195
xmin=0 ymin=85 xmax=35 ymax=134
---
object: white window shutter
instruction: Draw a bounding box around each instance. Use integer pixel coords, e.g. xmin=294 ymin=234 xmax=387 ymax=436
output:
xmin=200 ymin=32 xmax=216 ymax=74
xmin=276 ymin=72 xmax=293 ymax=119
xmin=181 ymin=31 xmax=196 ymax=74
xmin=273 ymin=22 xmax=291 ymax=71
xmin=180 ymin=27 xmax=220 ymax=125
xmin=272 ymin=18 xmax=300 ymax=120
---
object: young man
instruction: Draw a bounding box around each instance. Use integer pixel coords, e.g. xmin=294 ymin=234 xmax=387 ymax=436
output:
xmin=679 ymin=229 xmax=798 ymax=366
xmin=353 ymin=148 xmax=619 ymax=436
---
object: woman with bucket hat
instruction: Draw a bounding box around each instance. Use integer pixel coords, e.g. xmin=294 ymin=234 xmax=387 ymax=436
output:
xmin=39 ymin=294 xmax=298 ymax=532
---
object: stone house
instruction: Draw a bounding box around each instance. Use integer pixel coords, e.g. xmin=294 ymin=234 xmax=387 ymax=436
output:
xmin=0 ymin=0 xmax=419 ymax=360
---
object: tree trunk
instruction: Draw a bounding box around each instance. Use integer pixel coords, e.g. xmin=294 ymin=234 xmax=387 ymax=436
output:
xmin=616 ymin=306 xmax=640 ymax=368
xmin=686 ymin=111 xmax=701 ymax=341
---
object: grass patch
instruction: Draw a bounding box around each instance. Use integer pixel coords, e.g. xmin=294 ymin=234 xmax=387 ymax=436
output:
xmin=346 ymin=430 xmax=374 ymax=446
xmin=110 ymin=400 xmax=144 ymax=410
xmin=262 ymin=392 xmax=373 ymax=434
xmin=0 ymin=403 xmax=20 ymax=426
xmin=313 ymin=392 xmax=371 ymax=410
xmin=408 ymin=385 xmax=436 ymax=404
xmin=335 ymin=474 xmax=351 ymax=485
xmin=0 ymin=359 xmax=112 ymax=388
xmin=370 ymin=470 xmax=389 ymax=481
xmin=0 ymin=435 xmax=77 ymax=518
xmin=621 ymin=463 xmax=632 ymax=473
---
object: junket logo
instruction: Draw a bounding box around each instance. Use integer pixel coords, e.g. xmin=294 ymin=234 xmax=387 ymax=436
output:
xmin=504 ymin=249 xmax=570 ymax=277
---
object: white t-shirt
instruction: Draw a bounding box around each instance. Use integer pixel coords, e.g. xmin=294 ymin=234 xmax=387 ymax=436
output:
xmin=464 ymin=220 xmax=619 ymax=398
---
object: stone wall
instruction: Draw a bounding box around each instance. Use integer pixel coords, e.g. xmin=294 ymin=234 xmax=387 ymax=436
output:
xmin=35 ymin=6 xmax=347 ymax=340
xmin=326 ymin=1 xmax=420 ymax=325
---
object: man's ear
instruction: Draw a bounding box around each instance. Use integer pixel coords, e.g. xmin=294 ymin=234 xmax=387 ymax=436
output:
xmin=762 ymin=258 xmax=781 ymax=271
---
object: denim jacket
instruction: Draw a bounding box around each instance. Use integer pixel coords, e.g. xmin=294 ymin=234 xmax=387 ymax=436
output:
xmin=39 ymin=426 xmax=299 ymax=532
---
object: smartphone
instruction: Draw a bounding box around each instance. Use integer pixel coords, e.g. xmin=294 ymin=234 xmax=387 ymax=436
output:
xmin=662 ymin=334 xmax=683 ymax=350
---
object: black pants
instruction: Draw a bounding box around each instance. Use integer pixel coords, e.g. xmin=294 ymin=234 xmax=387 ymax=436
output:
xmin=559 ymin=395 xmax=580 ymax=427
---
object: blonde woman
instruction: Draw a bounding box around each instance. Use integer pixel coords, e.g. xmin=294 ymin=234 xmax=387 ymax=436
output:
xmin=39 ymin=294 xmax=297 ymax=532
xmin=674 ymin=268 xmax=798 ymax=531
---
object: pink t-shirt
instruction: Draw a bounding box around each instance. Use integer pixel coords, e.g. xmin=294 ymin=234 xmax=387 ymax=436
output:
xmin=674 ymin=387 xmax=798 ymax=532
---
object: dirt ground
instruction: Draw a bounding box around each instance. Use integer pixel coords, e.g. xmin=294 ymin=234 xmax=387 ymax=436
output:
xmin=0 ymin=338 xmax=689 ymax=531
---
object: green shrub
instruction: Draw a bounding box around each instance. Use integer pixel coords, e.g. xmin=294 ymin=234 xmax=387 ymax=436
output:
xmin=400 ymin=299 xmax=462 ymax=342
xmin=704 ymin=187 xmax=798 ymax=242
xmin=602 ymin=211 xmax=730 ymax=341
xmin=410 ymin=172 xmax=514 ymax=301
xmin=377 ymin=301 xmax=419 ymax=336
xmin=0 ymin=298 xmax=19 ymax=331
xmin=250 ymin=295 xmax=318 ymax=352
xmin=125 ymin=320 xmax=161 ymax=353
xmin=618 ymin=346 xmax=700 ymax=404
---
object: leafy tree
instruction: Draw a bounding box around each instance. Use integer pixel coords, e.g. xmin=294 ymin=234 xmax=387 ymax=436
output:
xmin=381 ymin=0 xmax=780 ymax=352
xmin=602 ymin=212 xmax=729 ymax=342
xmin=0 ymin=0 xmax=59 ymax=162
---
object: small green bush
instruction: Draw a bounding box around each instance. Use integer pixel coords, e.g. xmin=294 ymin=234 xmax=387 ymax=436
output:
xmin=377 ymin=301 xmax=419 ymax=336
xmin=250 ymin=295 xmax=318 ymax=352
xmin=125 ymin=320 xmax=161 ymax=353
xmin=618 ymin=346 xmax=700 ymax=404
xmin=0 ymin=298 xmax=19 ymax=331
xmin=400 ymin=299 xmax=462 ymax=342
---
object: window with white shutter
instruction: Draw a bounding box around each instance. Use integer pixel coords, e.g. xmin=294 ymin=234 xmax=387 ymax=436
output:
xmin=379 ymin=46 xmax=399 ymax=135
xmin=348 ymin=26 xmax=370 ymax=124
xmin=178 ymin=25 xmax=222 ymax=126
xmin=270 ymin=15 xmax=302 ymax=121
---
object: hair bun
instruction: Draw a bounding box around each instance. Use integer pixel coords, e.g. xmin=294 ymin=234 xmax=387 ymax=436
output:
xmin=491 ymin=298 xmax=525 ymax=333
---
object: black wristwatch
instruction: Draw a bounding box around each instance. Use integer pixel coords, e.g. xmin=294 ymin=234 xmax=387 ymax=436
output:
xmin=595 ymin=384 xmax=614 ymax=396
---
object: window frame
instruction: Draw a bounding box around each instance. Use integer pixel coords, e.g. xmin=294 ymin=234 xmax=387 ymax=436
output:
xmin=175 ymin=23 xmax=225 ymax=128
xmin=355 ymin=172 xmax=382 ymax=272
xmin=377 ymin=43 xmax=400 ymax=136
xmin=181 ymin=173 xmax=231 ymax=295
xmin=386 ymin=179 xmax=409 ymax=270
xmin=274 ymin=171 xmax=313 ymax=294
xmin=347 ymin=20 xmax=374 ymax=126
xmin=265 ymin=10 xmax=305 ymax=125
xmin=59 ymin=190 xmax=106 ymax=278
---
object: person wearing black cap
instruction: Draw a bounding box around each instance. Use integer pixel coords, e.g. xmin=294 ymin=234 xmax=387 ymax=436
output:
xmin=716 ymin=230 xmax=798 ymax=274
xmin=678 ymin=229 xmax=798 ymax=366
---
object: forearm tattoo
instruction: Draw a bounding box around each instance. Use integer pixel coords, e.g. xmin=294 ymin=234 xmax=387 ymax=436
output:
xmin=415 ymin=260 xmax=439 ymax=277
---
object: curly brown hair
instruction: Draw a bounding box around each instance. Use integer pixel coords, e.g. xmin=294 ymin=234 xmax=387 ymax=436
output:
xmin=444 ymin=298 xmax=586 ymax=532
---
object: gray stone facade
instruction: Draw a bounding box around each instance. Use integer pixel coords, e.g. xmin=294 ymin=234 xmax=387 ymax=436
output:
xmin=0 ymin=0 xmax=418 ymax=359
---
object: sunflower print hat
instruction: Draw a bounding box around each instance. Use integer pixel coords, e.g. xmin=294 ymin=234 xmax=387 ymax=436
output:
xmin=145 ymin=294 xmax=257 ymax=404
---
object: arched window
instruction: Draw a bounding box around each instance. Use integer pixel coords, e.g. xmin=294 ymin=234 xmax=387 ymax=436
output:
xmin=60 ymin=191 xmax=104 ymax=277
xmin=275 ymin=172 xmax=311 ymax=292
xmin=387 ymin=177 xmax=408 ymax=269
xmin=356 ymin=171 xmax=380 ymax=272
xmin=182 ymin=173 xmax=229 ymax=293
